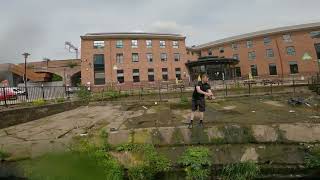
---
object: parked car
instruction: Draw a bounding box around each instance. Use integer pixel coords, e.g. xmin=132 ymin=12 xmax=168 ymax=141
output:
xmin=10 ymin=87 xmax=26 ymax=95
xmin=0 ymin=88 xmax=18 ymax=101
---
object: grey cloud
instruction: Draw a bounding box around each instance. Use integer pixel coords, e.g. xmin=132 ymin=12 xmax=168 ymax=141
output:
xmin=1 ymin=0 xmax=320 ymax=63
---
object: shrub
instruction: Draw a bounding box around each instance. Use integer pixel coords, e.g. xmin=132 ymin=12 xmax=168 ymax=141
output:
xmin=0 ymin=148 xmax=10 ymax=161
xmin=305 ymin=146 xmax=320 ymax=168
xmin=32 ymin=99 xmax=46 ymax=106
xmin=178 ymin=146 xmax=212 ymax=180
xmin=220 ymin=161 xmax=260 ymax=180
xmin=76 ymin=86 xmax=91 ymax=102
xmin=117 ymin=143 xmax=171 ymax=180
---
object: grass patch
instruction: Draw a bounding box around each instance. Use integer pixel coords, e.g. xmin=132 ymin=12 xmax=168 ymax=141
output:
xmin=220 ymin=161 xmax=260 ymax=180
xmin=305 ymin=146 xmax=320 ymax=168
xmin=178 ymin=146 xmax=212 ymax=180
xmin=116 ymin=143 xmax=171 ymax=180
xmin=32 ymin=99 xmax=46 ymax=106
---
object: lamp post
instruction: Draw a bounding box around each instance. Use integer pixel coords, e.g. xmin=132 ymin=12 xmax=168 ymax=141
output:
xmin=22 ymin=52 xmax=30 ymax=99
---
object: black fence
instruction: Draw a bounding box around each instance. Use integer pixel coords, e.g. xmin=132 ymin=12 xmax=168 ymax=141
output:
xmin=0 ymin=86 xmax=78 ymax=107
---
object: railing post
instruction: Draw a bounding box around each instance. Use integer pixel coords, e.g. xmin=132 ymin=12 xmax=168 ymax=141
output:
xmin=270 ymin=83 xmax=273 ymax=95
xmin=158 ymin=83 xmax=162 ymax=102
xmin=41 ymin=84 xmax=45 ymax=100
xmin=292 ymin=76 xmax=296 ymax=97
xmin=248 ymin=83 xmax=251 ymax=96
xmin=2 ymin=87 xmax=7 ymax=107
xmin=225 ymin=84 xmax=228 ymax=96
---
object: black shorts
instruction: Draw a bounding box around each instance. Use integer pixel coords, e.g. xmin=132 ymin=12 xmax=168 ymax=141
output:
xmin=192 ymin=98 xmax=205 ymax=112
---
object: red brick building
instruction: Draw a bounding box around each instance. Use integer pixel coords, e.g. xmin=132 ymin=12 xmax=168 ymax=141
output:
xmin=188 ymin=22 xmax=320 ymax=80
xmin=80 ymin=33 xmax=189 ymax=88
xmin=81 ymin=23 xmax=320 ymax=88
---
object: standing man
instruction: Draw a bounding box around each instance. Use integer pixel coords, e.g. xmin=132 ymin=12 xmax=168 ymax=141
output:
xmin=188 ymin=74 xmax=214 ymax=128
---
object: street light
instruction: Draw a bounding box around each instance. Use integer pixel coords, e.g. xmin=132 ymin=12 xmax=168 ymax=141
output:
xmin=22 ymin=52 xmax=30 ymax=99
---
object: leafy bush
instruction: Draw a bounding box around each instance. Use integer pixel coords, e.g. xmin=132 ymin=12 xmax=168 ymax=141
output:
xmin=32 ymin=99 xmax=46 ymax=106
xmin=0 ymin=148 xmax=10 ymax=160
xmin=220 ymin=161 xmax=260 ymax=180
xmin=76 ymin=86 xmax=91 ymax=102
xmin=178 ymin=146 xmax=212 ymax=180
xmin=305 ymin=146 xmax=320 ymax=168
xmin=117 ymin=143 xmax=171 ymax=180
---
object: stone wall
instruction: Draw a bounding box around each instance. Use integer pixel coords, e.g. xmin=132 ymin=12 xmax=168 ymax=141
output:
xmin=0 ymin=101 xmax=86 ymax=129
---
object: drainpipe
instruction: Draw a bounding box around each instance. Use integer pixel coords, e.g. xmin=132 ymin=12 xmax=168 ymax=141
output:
xmin=275 ymin=38 xmax=284 ymax=80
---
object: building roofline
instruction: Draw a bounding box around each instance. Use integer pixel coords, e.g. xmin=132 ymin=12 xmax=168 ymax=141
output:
xmin=81 ymin=32 xmax=186 ymax=40
xmin=193 ymin=22 xmax=320 ymax=50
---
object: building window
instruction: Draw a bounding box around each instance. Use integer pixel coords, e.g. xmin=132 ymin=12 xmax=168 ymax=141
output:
xmin=283 ymin=34 xmax=292 ymax=43
xmin=173 ymin=41 xmax=179 ymax=48
xmin=235 ymin=67 xmax=241 ymax=77
xmin=269 ymin=64 xmax=277 ymax=75
xmin=132 ymin=69 xmax=140 ymax=82
xmin=160 ymin=40 xmax=166 ymax=48
xmin=131 ymin=40 xmax=138 ymax=48
xmin=161 ymin=53 xmax=167 ymax=61
xmin=250 ymin=65 xmax=258 ymax=76
xmin=233 ymin=54 xmax=239 ymax=60
xmin=232 ymin=43 xmax=238 ymax=50
xmin=146 ymin=40 xmax=152 ymax=48
xmin=289 ymin=61 xmax=299 ymax=74
xmin=248 ymin=51 xmax=256 ymax=60
xmin=117 ymin=69 xmax=124 ymax=83
xmin=219 ymin=47 xmax=224 ymax=53
xmin=162 ymin=68 xmax=168 ymax=81
xmin=175 ymin=68 xmax=181 ymax=80
xmin=148 ymin=68 xmax=154 ymax=82
xmin=263 ymin=37 xmax=271 ymax=45
xmin=246 ymin=40 xmax=253 ymax=48
xmin=310 ymin=31 xmax=320 ymax=38
xmin=93 ymin=41 xmax=104 ymax=49
xmin=286 ymin=46 xmax=296 ymax=56
xmin=132 ymin=53 xmax=139 ymax=62
xmin=266 ymin=49 xmax=274 ymax=58
xmin=146 ymin=53 xmax=153 ymax=63
xmin=174 ymin=53 xmax=180 ymax=61
xmin=116 ymin=53 xmax=124 ymax=64
xmin=208 ymin=49 xmax=213 ymax=56
xmin=93 ymin=54 xmax=105 ymax=85
xmin=116 ymin=40 xmax=123 ymax=48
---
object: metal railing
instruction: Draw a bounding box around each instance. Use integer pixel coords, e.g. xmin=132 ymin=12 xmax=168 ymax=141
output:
xmin=0 ymin=86 xmax=77 ymax=107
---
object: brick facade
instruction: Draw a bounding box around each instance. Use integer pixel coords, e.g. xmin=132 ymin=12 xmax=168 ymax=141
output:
xmin=81 ymin=33 xmax=189 ymax=88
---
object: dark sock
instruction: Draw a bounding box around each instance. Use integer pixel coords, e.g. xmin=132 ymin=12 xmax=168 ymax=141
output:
xmin=190 ymin=120 xmax=193 ymax=123
xmin=200 ymin=120 xmax=203 ymax=124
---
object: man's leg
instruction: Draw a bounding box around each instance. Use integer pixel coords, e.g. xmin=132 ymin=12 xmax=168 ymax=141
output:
xmin=189 ymin=100 xmax=197 ymax=128
xmin=199 ymin=99 xmax=205 ymax=127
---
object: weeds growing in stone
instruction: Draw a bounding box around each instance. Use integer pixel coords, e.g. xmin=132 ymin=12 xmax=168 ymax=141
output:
xmin=178 ymin=146 xmax=212 ymax=180
xmin=220 ymin=161 xmax=260 ymax=180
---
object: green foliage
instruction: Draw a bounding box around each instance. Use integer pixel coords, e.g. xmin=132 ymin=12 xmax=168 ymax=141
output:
xmin=180 ymin=95 xmax=189 ymax=105
xmin=305 ymin=146 xmax=320 ymax=168
xmin=25 ymin=140 xmax=124 ymax=180
xmin=76 ymin=86 xmax=91 ymax=102
xmin=67 ymin=62 xmax=78 ymax=68
xmin=32 ymin=99 xmax=46 ymax=106
xmin=51 ymin=74 xmax=63 ymax=81
xmin=55 ymin=97 xmax=65 ymax=103
xmin=178 ymin=146 xmax=212 ymax=180
xmin=116 ymin=143 xmax=171 ymax=180
xmin=220 ymin=161 xmax=260 ymax=180
xmin=0 ymin=148 xmax=10 ymax=160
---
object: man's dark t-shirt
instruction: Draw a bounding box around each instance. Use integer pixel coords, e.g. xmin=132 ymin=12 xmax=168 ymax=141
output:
xmin=192 ymin=81 xmax=211 ymax=100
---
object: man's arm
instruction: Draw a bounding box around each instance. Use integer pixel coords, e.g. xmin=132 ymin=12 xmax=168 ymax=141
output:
xmin=196 ymin=86 xmax=210 ymax=96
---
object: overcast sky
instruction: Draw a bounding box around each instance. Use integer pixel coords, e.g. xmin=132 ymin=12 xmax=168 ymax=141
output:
xmin=1 ymin=0 xmax=320 ymax=64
